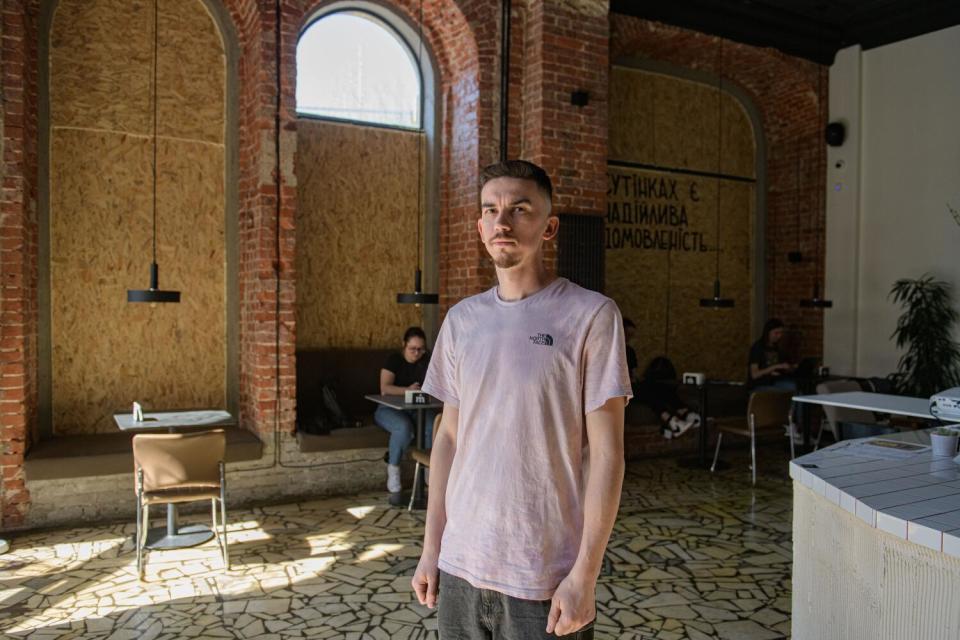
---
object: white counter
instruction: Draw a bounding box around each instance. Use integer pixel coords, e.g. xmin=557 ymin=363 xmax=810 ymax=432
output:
xmin=790 ymin=429 xmax=960 ymax=555
xmin=790 ymin=430 xmax=960 ymax=640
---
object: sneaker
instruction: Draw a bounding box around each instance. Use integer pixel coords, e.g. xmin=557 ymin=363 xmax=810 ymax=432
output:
xmin=661 ymin=425 xmax=674 ymax=439
xmin=685 ymin=412 xmax=701 ymax=428
xmin=387 ymin=464 xmax=402 ymax=494
xmin=387 ymin=492 xmax=406 ymax=508
xmin=669 ymin=416 xmax=693 ymax=437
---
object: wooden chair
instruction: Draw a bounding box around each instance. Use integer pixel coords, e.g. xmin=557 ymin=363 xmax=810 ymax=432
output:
xmin=133 ymin=430 xmax=228 ymax=578
xmin=408 ymin=414 xmax=441 ymax=511
xmin=711 ymin=390 xmax=793 ymax=485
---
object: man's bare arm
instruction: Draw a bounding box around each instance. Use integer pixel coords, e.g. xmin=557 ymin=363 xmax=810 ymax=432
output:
xmin=411 ymin=404 xmax=459 ymax=609
xmin=547 ymin=396 xmax=626 ymax=635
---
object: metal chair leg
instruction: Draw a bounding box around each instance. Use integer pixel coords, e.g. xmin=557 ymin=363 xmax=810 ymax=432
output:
xmin=790 ymin=423 xmax=797 ymax=459
xmin=136 ymin=467 xmax=147 ymax=580
xmin=220 ymin=462 xmax=228 ymax=569
xmin=711 ymin=433 xmax=723 ymax=472
xmin=750 ymin=416 xmax=757 ymax=486
xmin=408 ymin=462 xmax=421 ymax=511
xmin=139 ymin=502 xmax=149 ymax=580
xmin=135 ymin=496 xmax=142 ymax=576
xmin=813 ymin=419 xmax=827 ymax=451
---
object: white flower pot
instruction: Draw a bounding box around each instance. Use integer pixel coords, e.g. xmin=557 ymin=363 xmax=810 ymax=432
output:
xmin=930 ymin=432 xmax=959 ymax=457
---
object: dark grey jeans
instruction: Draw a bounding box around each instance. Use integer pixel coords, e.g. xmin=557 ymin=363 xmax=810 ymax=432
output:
xmin=437 ymin=571 xmax=595 ymax=639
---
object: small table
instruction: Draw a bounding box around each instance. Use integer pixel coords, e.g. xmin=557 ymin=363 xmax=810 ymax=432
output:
xmin=677 ymin=380 xmax=745 ymax=470
xmin=365 ymin=394 xmax=443 ymax=509
xmin=792 ymin=391 xmax=934 ymax=454
xmin=114 ymin=409 xmax=235 ymax=550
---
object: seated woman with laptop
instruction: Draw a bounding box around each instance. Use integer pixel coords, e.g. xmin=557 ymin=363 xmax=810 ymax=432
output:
xmin=374 ymin=326 xmax=436 ymax=505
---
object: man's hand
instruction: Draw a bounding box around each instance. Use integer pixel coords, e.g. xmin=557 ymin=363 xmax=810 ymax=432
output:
xmin=412 ymin=550 xmax=440 ymax=609
xmin=408 ymin=382 xmax=422 ymax=390
xmin=546 ymin=570 xmax=596 ymax=635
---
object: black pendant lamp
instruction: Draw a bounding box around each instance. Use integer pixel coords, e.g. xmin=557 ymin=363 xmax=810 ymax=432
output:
xmin=800 ymin=65 xmax=832 ymax=309
xmin=397 ymin=0 xmax=437 ymax=306
xmin=700 ymin=39 xmax=734 ymax=309
xmin=128 ymin=0 xmax=180 ymax=304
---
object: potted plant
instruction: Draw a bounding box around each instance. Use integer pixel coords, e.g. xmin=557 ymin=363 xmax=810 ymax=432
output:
xmin=889 ymin=274 xmax=960 ymax=398
xmin=930 ymin=426 xmax=960 ymax=457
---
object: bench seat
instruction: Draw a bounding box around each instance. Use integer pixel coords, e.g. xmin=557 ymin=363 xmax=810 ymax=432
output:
xmin=24 ymin=427 xmax=263 ymax=481
xmin=297 ymin=425 xmax=389 ymax=453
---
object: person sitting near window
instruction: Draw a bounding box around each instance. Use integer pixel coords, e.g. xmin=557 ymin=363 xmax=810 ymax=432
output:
xmin=629 ymin=345 xmax=700 ymax=439
xmin=375 ymin=326 xmax=437 ymax=506
xmin=748 ymin=318 xmax=798 ymax=391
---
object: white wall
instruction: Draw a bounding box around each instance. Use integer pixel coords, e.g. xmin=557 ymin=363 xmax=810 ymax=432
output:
xmin=825 ymin=25 xmax=960 ymax=379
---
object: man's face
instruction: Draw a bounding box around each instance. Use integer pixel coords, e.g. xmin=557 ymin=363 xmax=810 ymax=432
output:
xmin=769 ymin=328 xmax=784 ymax=345
xmin=478 ymin=177 xmax=558 ymax=269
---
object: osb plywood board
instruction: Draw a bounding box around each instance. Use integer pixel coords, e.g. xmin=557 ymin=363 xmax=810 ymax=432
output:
xmin=51 ymin=0 xmax=224 ymax=143
xmin=50 ymin=128 xmax=226 ymax=434
xmin=605 ymin=166 xmax=753 ymax=381
xmin=609 ymin=67 xmax=755 ymax=179
xmin=296 ymin=120 xmax=422 ymax=349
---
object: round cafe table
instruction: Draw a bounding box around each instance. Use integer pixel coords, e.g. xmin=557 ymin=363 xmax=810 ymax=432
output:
xmin=114 ymin=409 xmax=235 ymax=549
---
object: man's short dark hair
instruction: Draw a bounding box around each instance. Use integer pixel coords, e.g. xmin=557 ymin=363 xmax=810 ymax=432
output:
xmin=480 ymin=160 xmax=553 ymax=201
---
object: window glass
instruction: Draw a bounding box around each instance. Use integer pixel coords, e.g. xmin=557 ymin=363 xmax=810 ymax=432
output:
xmin=296 ymin=12 xmax=421 ymax=128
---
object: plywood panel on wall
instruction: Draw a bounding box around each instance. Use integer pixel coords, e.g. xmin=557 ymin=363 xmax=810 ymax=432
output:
xmin=607 ymin=68 xmax=756 ymax=381
xmin=49 ymin=0 xmax=227 ymax=434
xmin=610 ymin=67 xmax=755 ymax=180
xmin=50 ymin=0 xmax=225 ymax=142
xmin=296 ymin=120 xmax=422 ymax=349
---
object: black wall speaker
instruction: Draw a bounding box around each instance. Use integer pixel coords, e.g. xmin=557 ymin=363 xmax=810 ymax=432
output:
xmin=825 ymin=122 xmax=845 ymax=147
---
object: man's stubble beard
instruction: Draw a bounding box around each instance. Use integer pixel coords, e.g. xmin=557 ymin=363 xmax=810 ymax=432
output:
xmin=491 ymin=252 xmax=522 ymax=269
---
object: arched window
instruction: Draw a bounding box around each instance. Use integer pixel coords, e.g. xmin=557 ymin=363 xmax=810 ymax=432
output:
xmin=297 ymin=12 xmax=421 ymax=129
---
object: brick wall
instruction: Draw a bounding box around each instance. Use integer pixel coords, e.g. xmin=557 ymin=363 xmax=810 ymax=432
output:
xmin=0 ymin=1 xmax=829 ymax=529
xmin=1 ymin=0 xmax=40 ymax=528
xmin=610 ymin=16 xmax=828 ymax=356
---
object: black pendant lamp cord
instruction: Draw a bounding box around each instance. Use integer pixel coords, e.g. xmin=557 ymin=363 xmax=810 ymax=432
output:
xmin=795 ymin=150 xmax=801 ymax=253
xmin=815 ymin=66 xmax=823 ymax=289
xmin=416 ymin=0 xmax=424 ymax=275
xmin=499 ymin=0 xmax=510 ymax=161
xmin=152 ymin=0 xmax=159 ymax=265
xmin=714 ymin=38 xmax=722 ymax=281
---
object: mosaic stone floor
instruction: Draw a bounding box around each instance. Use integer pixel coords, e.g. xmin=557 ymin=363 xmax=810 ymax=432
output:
xmin=0 ymin=442 xmax=794 ymax=639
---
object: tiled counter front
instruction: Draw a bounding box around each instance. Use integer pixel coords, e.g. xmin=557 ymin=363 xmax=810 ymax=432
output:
xmin=790 ymin=432 xmax=960 ymax=640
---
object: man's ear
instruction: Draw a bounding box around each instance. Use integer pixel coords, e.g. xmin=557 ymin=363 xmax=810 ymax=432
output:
xmin=542 ymin=215 xmax=559 ymax=241
xmin=476 ymin=217 xmax=485 ymax=241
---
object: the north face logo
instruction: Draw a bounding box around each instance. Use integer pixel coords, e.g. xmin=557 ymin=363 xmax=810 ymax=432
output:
xmin=529 ymin=333 xmax=554 ymax=346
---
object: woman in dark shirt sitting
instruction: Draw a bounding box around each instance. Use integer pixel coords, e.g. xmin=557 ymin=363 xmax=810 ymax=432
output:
xmin=748 ymin=318 xmax=798 ymax=390
xmin=375 ymin=326 xmax=436 ymax=503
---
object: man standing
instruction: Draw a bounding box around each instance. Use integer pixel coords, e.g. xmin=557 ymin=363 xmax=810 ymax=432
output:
xmin=412 ymin=160 xmax=631 ymax=638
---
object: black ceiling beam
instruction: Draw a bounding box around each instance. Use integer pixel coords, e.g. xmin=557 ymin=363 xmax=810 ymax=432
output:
xmin=611 ymin=0 xmax=960 ymax=66
xmin=850 ymin=1 xmax=960 ymax=51
xmin=611 ymin=0 xmax=842 ymax=64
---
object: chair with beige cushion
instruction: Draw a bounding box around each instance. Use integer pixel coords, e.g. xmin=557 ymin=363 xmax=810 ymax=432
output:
xmin=408 ymin=414 xmax=441 ymax=511
xmin=711 ymin=390 xmax=794 ymax=485
xmin=133 ymin=429 xmax=228 ymax=578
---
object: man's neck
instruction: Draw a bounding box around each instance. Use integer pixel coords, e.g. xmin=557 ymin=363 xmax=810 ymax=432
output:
xmin=495 ymin=262 xmax=557 ymax=302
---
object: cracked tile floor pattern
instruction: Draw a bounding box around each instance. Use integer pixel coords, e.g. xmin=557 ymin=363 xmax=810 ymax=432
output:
xmin=1 ymin=443 xmax=794 ymax=639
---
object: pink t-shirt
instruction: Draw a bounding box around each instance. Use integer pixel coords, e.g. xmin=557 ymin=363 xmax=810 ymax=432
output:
xmin=422 ymin=277 xmax=632 ymax=600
